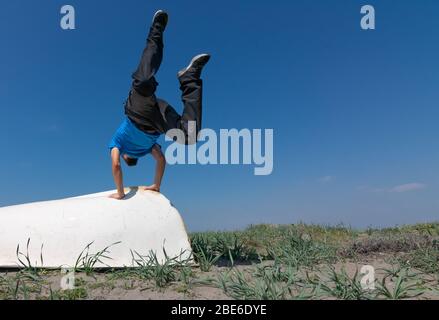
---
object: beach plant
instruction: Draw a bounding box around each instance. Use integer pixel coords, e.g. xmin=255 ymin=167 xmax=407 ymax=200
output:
xmin=4 ymin=272 xmax=46 ymax=300
xmin=272 ymin=232 xmax=336 ymax=269
xmin=191 ymin=232 xmax=259 ymax=266
xmin=219 ymin=269 xmax=291 ymax=300
xmin=375 ymin=268 xmax=426 ymax=300
xmin=74 ymin=241 xmax=121 ymax=275
xmin=192 ymin=242 xmax=222 ymax=272
xmin=308 ymin=267 xmax=373 ymax=300
xmin=131 ymin=248 xmax=191 ymax=288
xmin=220 ymin=235 xmax=259 ymax=265
xmin=253 ymin=263 xmax=297 ymax=285
xmin=16 ymin=238 xmax=44 ymax=278
xmin=400 ymin=247 xmax=439 ymax=274
xmin=49 ymin=287 xmax=88 ymax=300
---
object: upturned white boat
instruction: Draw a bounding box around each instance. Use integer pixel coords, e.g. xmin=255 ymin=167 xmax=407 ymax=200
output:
xmin=0 ymin=187 xmax=192 ymax=268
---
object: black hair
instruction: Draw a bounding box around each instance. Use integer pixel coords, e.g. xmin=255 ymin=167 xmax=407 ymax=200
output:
xmin=124 ymin=157 xmax=138 ymax=167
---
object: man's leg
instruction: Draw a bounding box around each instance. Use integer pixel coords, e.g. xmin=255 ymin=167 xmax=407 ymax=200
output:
xmin=131 ymin=10 xmax=168 ymax=97
xmin=175 ymin=54 xmax=211 ymax=144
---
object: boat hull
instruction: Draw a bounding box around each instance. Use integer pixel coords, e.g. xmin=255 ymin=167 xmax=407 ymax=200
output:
xmin=0 ymin=187 xmax=192 ymax=268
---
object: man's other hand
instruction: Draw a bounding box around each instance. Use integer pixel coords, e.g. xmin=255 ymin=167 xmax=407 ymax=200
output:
xmin=109 ymin=192 xmax=126 ymax=200
xmin=140 ymin=184 xmax=160 ymax=193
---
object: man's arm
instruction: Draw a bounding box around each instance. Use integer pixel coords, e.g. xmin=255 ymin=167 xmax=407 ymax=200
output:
xmin=142 ymin=144 xmax=166 ymax=192
xmin=109 ymin=147 xmax=126 ymax=199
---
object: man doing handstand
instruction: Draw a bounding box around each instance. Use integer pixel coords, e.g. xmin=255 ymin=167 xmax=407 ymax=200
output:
xmin=108 ymin=10 xmax=210 ymax=199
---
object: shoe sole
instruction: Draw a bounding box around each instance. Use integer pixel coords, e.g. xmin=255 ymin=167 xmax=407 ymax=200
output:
xmin=178 ymin=54 xmax=210 ymax=77
xmin=152 ymin=10 xmax=167 ymax=24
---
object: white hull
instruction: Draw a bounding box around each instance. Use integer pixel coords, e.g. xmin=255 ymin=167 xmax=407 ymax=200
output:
xmin=0 ymin=187 xmax=192 ymax=268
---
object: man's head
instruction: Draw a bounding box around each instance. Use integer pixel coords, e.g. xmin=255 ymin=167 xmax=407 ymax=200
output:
xmin=122 ymin=154 xmax=138 ymax=167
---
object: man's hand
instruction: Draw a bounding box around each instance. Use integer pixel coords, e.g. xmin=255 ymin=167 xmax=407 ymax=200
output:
xmin=109 ymin=192 xmax=126 ymax=200
xmin=140 ymin=184 xmax=160 ymax=193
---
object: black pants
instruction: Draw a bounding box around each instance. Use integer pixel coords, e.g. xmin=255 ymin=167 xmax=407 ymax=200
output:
xmin=125 ymin=21 xmax=203 ymax=144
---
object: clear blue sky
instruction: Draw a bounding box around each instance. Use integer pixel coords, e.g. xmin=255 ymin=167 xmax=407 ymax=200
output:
xmin=1 ymin=0 xmax=438 ymax=231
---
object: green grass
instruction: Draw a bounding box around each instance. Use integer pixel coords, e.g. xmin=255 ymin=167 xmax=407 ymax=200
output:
xmin=399 ymin=247 xmax=439 ymax=274
xmin=218 ymin=269 xmax=292 ymax=300
xmin=308 ymin=267 xmax=374 ymax=300
xmin=269 ymin=232 xmax=337 ymax=269
xmin=130 ymin=249 xmax=192 ymax=289
xmin=16 ymin=238 xmax=44 ymax=279
xmin=375 ymin=268 xmax=426 ymax=300
xmin=190 ymin=235 xmax=223 ymax=271
xmin=49 ymin=287 xmax=88 ymax=300
xmin=74 ymin=241 xmax=121 ymax=275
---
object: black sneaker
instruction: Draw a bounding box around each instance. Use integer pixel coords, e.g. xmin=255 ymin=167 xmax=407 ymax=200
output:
xmin=178 ymin=54 xmax=211 ymax=79
xmin=152 ymin=10 xmax=168 ymax=29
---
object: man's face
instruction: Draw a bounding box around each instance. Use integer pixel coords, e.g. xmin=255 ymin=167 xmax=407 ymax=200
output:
xmin=122 ymin=154 xmax=138 ymax=167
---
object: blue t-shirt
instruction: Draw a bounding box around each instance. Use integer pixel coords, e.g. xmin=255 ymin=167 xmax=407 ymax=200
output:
xmin=108 ymin=117 xmax=160 ymax=158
